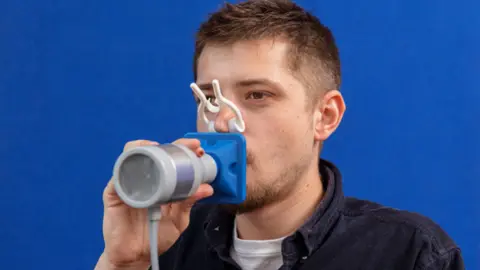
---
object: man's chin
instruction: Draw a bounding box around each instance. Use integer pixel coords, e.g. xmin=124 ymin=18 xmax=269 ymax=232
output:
xmin=219 ymin=196 xmax=269 ymax=215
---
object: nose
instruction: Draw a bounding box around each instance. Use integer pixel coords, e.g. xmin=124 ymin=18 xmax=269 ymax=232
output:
xmin=213 ymin=105 xmax=237 ymax=133
xmin=192 ymin=79 xmax=245 ymax=133
xmin=209 ymin=79 xmax=245 ymax=133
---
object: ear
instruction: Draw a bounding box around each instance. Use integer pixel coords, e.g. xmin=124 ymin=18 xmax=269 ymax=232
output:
xmin=313 ymin=90 xmax=346 ymax=142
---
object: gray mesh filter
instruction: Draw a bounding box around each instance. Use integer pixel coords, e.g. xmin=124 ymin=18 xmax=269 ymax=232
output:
xmin=118 ymin=153 xmax=160 ymax=202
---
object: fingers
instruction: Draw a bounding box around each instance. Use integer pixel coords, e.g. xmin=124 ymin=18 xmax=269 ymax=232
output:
xmin=178 ymin=184 xmax=214 ymax=213
xmin=123 ymin=138 xmax=205 ymax=157
xmin=123 ymin=139 xmax=159 ymax=152
xmin=172 ymin=138 xmax=200 ymax=148
xmin=159 ymin=184 xmax=214 ymax=220
xmin=166 ymin=184 xmax=214 ymax=232
xmin=173 ymin=138 xmax=205 ymax=157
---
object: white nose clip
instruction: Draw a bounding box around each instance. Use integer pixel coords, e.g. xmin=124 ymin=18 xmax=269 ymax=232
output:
xmin=190 ymin=79 xmax=246 ymax=133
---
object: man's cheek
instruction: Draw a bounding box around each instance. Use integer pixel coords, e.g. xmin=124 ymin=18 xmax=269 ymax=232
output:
xmin=196 ymin=118 xmax=208 ymax=132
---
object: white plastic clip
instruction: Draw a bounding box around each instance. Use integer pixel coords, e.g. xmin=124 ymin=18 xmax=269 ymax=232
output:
xmin=190 ymin=79 xmax=245 ymax=133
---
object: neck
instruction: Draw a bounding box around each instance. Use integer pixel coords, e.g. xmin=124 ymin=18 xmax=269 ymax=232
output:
xmin=235 ymin=161 xmax=324 ymax=240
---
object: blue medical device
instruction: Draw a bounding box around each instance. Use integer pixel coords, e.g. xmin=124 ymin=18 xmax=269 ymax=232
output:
xmin=113 ymin=132 xmax=247 ymax=208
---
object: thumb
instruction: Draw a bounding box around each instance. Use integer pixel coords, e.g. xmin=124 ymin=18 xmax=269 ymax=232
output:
xmin=165 ymin=184 xmax=214 ymax=234
xmin=102 ymin=178 xmax=124 ymax=208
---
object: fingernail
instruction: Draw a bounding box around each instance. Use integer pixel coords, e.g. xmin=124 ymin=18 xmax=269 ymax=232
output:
xmin=197 ymin=148 xmax=205 ymax=157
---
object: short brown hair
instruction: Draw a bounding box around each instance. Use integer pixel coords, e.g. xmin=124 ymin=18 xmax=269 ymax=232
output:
xmin=193 ymin=0 xmax=341 ymax=101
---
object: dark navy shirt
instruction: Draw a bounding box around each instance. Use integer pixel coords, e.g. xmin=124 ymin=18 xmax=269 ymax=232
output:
xmin=157 ymin=159 xmax=464 ymax=270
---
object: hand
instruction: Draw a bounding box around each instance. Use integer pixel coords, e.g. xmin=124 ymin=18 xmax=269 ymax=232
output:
xmin=96 ymin=139 xmax=214 ymax=270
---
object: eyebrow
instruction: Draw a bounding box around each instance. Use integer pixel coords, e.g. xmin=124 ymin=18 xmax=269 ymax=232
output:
xmin=195 ymin=78 xmax=283 ymax=92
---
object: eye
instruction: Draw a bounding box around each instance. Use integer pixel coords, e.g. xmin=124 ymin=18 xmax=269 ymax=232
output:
xmin=246 ymin=91 xmax=269 ymax=100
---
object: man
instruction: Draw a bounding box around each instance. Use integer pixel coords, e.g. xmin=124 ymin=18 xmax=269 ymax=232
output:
xmin=95 ymin=1 xmax=464 ymax=269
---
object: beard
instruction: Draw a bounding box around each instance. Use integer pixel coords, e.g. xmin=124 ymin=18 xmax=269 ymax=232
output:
xmin=220 ymin=149 xmax=311 ymax=214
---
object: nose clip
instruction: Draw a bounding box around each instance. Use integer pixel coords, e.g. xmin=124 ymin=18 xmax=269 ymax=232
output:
xmin=190 ymin=79 xmax=245 ymax=133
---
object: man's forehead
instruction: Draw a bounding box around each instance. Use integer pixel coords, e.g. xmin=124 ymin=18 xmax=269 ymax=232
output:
xmin=196 ymin=40 xmax=291 ymax=87
xmin=199 ymin=40 xmax=288 ymax=66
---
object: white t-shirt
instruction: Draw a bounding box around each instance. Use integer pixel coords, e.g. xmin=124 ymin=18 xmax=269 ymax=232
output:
xmin=230 ymin=220 xmax=286 ymax=270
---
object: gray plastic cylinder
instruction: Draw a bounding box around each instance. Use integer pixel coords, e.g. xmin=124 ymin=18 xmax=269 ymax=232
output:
xmin=112 ymin=144 xmax=217 ymax=208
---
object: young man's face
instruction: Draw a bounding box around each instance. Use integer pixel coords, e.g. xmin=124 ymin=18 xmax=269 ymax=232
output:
xmin=195 ymin=39 xmax=342 ymax=213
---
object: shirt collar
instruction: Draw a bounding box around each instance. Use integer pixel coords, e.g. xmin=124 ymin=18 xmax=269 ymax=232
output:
xmin=296 ymin=158 xmax=344 ymax=255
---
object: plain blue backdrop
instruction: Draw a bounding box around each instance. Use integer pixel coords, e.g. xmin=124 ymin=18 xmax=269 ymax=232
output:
xmin=0 ymin=0 xmax=478 ymax=269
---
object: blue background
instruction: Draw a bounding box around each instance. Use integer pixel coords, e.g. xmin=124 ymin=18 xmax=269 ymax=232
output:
xmin=0 ymin=0 xmax=478 ymax=269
